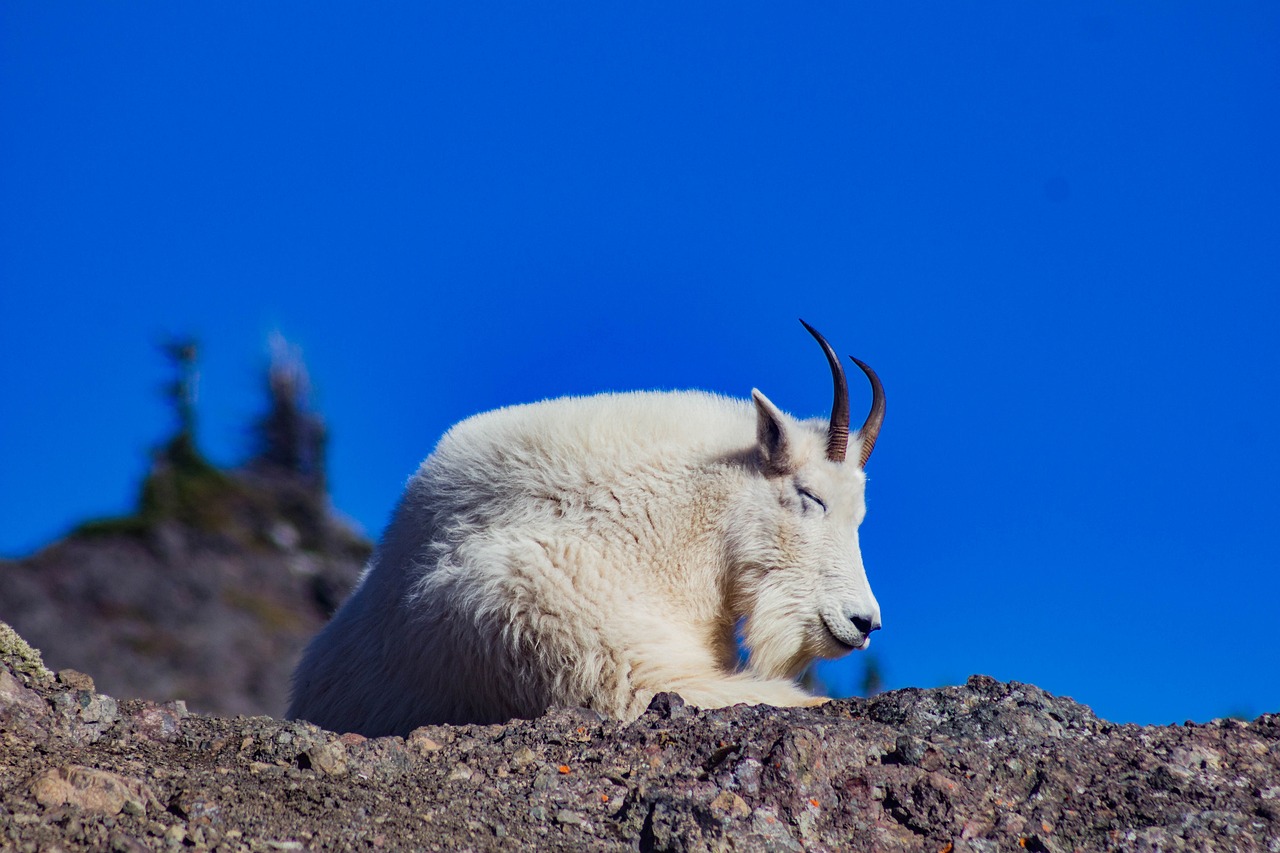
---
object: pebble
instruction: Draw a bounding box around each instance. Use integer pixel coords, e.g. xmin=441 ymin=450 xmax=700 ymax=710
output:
xmin=56 ymin=669 xmax=95 ymax=691
xmin=306 ymin=741 xmax=349 ymax=776
xmin=709 ymin=791 xmax=751 ymax=819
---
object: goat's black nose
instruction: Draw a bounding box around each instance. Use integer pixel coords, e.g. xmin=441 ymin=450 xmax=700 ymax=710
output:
xmin=850 ymin=613 xmax=881 ymax=636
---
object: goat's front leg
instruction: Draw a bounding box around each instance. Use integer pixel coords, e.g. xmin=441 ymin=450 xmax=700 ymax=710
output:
xmin=632 ymin=672 xmax=826 ymax=716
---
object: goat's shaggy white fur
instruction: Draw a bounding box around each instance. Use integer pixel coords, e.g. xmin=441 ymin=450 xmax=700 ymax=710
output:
xmin=289 ymin=381 xmax=881 ymax=735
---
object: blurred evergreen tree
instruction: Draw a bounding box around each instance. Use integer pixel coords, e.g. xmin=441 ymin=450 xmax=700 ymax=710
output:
xmin=237 ymin=333 xmax=344 ymax=553
xmin=74 ymin=333 xmax=359 ymax=555
xmin=159 ymin=338 xmax=200 ymax=465
xmin=249 ymin=333 xmax=327 ymax=493
xmin=137 ymin=337 xmax=234 ymax=530
xmin=860 ymin=653 xmax=884 ymax=697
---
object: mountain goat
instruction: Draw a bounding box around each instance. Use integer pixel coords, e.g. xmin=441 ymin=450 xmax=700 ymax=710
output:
xmin=289 ymin=321 xmax=886 ymax=735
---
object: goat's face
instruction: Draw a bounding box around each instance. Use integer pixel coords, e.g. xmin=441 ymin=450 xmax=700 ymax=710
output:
xmin=724 ymin=390 xmax=881 ymax=680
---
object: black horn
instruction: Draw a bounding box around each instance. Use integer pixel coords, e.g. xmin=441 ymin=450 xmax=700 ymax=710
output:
xmin=849 ymin=356 xmax=885 ymax=467
xmin=800 ymin=320 xmax=850 ymax=462
xmin=799 ymin=320 xmax=886 ymax=467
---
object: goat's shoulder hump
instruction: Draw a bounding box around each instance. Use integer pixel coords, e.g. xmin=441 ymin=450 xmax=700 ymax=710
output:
xmin=443 ymin=390 xmax=755 ymax=454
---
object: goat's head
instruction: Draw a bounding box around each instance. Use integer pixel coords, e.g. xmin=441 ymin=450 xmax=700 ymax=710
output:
xmin=725 ymin=321 xmax=885 ymax=680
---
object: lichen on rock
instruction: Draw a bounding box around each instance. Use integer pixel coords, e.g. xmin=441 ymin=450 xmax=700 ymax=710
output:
xmin=0 ymin=619 xmax=52 ymax=686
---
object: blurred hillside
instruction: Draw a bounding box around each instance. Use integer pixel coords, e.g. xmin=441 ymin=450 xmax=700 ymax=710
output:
xmin=0 ymin=339 xmax=369 ymax=717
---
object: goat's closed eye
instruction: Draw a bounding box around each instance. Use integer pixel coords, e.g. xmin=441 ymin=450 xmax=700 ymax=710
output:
xmin=797 ymin=487 xmax=827 ymax=512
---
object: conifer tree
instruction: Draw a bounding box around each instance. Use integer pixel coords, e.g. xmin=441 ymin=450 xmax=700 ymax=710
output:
xmin=250 ymin=333 xmax=327 ymax=493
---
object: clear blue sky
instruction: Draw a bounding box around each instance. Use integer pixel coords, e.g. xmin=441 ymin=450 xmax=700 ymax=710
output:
xmin=2 ymin=4 xmax=1277 ymax=726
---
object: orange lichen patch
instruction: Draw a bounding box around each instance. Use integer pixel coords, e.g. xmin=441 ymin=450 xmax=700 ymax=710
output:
xmin=600 ymin=794 xmax=610 ymax=803
xmin=557 ymin=765 xmax=571 ymax=774
xmin=808 ymin=798 xmax=820 ymax=808
xmin=1042 ymin=822 xmax=1053 ymax=833
xmin=939 ymin=844 xmax=954 ymax=853
xmin=576 ymin=726 xmax=586 ymax=735
xmin=1018 ymin=840 xmax=1028 ymax=848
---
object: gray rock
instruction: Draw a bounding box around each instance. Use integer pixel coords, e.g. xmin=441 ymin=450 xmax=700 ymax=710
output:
xmin=0 ymin=619 xmax=1277 ymax=852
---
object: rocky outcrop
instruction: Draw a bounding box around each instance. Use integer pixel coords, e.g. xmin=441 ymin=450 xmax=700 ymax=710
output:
xmin=0 ymin=523 xmax=364 ymax=719
xmin=1 ymin=622 xmax=1275 ymax=852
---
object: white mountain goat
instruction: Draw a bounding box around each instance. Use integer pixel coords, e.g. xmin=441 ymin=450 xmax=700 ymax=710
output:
xmin=288 ymin=322 xmax=886 ymax=735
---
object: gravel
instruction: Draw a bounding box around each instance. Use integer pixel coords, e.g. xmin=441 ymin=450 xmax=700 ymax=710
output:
xmin=2 ymin=620 xmax=1276 ymax=852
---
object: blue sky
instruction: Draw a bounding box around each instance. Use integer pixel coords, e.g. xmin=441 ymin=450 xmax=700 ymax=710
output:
xmin=2 ymin=4 xmax=1277 ymax=725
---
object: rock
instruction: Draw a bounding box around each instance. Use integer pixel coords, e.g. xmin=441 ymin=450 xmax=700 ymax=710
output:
xmin=50 ymin=688 xmax=119 ymax=744
xmin=29 ymin=765 xmax=155 ymax=817
xmin=0 ymin=620 xmax=52 ymax=685
xmin=0 ymin=494 xmax=368 ymax=720
xmin=124 ymin=701 xmax=186 ymax=743
xmin=446 ymin=762 xmax=475 ymax=782
xmin=168 ymin=788 xmax=222 ymax=825
xmin=645 ymin=691 xmax=689 ymax=719
xmin=0 ymin=668 xmax=49 ymax=731
xmin=406 ymin=728 xmax=442 ymax=755
xmin=709 ymin=790 xmax=751 ymax=819
xmin=108 ymin=829 xmax=150 ymax=852
xmin=304 ymin=740 xmax=348 ymax=776
xmin=57 ymin=669 xmax=95 ymax=692
xmin=749 ymin=806 xmax=805 ymax=851
xmin=507 ymin=746 xmax=537 ymax=770
xmin=0 ymin=620 xmax=1276 ymax=851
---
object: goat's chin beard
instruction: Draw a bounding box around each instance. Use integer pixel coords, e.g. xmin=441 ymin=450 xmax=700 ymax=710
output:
xmin=746 ymin=618 xmax=868 ymax=678
xmin=742 ymin=631 xmax=812 ymax=681
xmin=814 ymin=621 xmax=868 ymax=657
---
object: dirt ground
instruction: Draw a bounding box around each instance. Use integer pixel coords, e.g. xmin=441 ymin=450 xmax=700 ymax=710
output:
xmin=2 ymin=620 xmax=1277 ymax=852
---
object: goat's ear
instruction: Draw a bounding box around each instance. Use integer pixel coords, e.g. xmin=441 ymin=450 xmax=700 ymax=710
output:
xmin=752 ymin=389 xmax=793 ymax=476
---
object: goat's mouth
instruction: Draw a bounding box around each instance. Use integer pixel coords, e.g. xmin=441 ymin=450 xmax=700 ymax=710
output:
xmin=820 ymin=617 xmax=870 ymax=653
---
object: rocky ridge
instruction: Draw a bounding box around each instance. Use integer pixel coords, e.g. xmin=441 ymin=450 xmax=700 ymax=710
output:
xmin=2 ymin=620 xmax=1277 ymax=852
xmin=0 ymin=518 xmax=364 ymax=720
